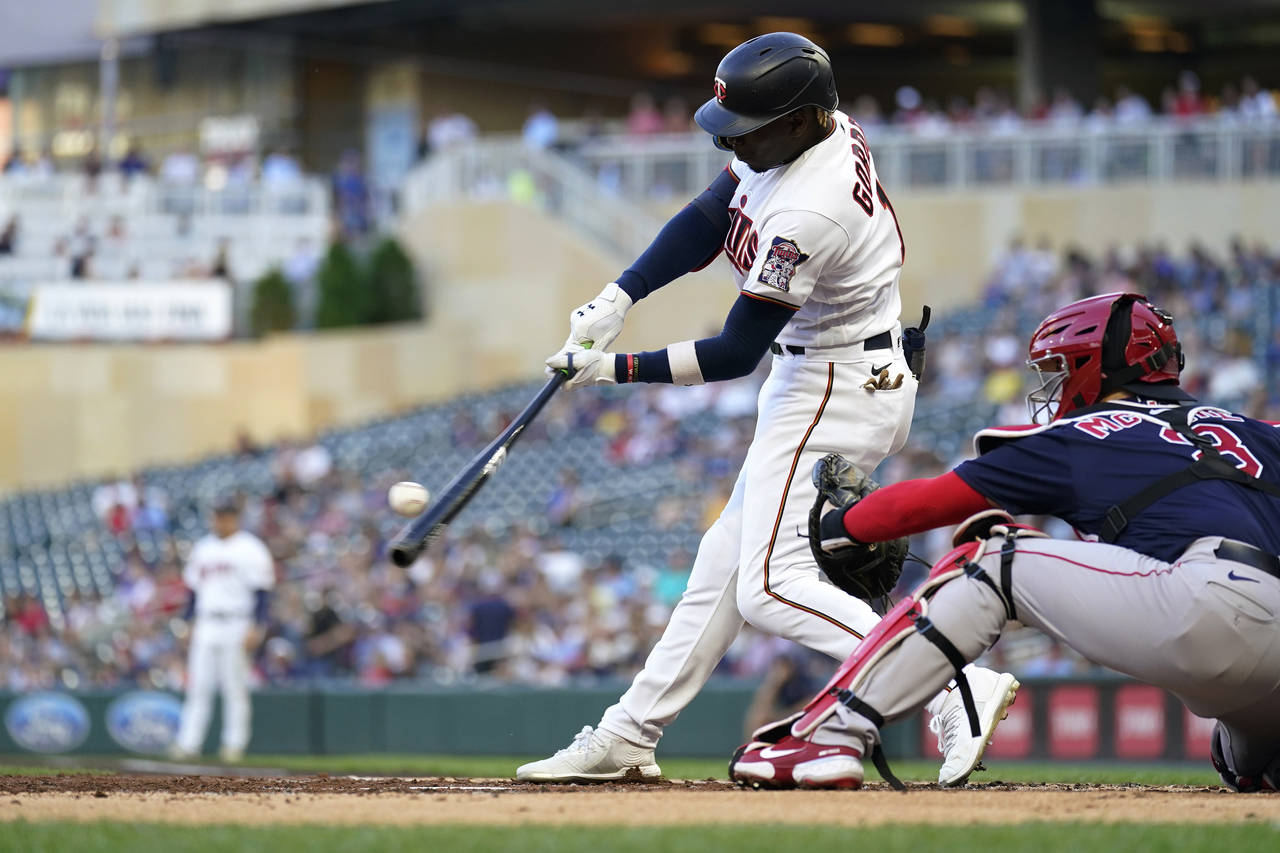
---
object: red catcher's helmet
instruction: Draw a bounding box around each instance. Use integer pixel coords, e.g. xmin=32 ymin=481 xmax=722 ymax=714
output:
xmin=1026 ymin=292 xmax=1188 ymax=423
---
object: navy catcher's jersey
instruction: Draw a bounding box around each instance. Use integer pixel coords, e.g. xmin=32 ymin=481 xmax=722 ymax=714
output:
xmin=954 ymin=400 xmax=1280 ymax=563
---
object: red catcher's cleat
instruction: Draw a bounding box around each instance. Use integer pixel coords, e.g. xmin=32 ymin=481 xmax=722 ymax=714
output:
xmin=730 ymin=735 xmax=865 ymax=790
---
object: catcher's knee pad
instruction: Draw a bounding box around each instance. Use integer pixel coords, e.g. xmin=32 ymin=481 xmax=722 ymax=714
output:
xmin=1211 ymin=722 xmax=1280 ymax=793
xmin=789 ymin=521 xmax=1045 ymax=758
xmin=778 ymin=540 xmax=995 ymax=791
xmin=791 ymin=540 xmax=986 ymax=737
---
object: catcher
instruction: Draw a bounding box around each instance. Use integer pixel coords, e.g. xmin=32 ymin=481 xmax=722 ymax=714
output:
xmin=732 ymin=292 xmax=1280 ymax=792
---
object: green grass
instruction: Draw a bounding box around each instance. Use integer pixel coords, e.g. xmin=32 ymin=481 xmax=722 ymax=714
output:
xmin=0 ymin=754 xmax=1224 ymax=786
xmin=1 ymin=822 xmax=1275 ymax=853
xmin=0 ymin=764 xmax=110 ymax=776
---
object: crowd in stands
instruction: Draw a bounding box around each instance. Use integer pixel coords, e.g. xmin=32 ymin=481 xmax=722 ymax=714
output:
xmin=415 ymin=69 xmax=1279 ymax=162
xmin=851 ymin=71 xmax=1278 ymax=137
xmin=3 ymin=236 xmax=1276 ymax=694
xmin=0 ymin=139 xmax=352 ymax=336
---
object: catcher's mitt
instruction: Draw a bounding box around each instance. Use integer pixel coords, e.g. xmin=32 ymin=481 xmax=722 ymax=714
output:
xmin=808 ymin=453 xmax=908 ymax=602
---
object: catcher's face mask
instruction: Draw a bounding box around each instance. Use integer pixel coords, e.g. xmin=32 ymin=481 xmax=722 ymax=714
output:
xmin=1027 ymin=353 xmax=1067 ymax=425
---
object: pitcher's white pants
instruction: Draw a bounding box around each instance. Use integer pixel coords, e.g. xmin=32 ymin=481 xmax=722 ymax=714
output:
xmin=600 ymin=346 xmax=917 ymax=748
xmin=175 ymin=616 xmax=253 ymax=755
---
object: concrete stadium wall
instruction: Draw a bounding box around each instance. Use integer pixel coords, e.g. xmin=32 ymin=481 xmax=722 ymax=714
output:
xmin=645 ymin=177 xmax=1280 ymax=312
xmin=891 ymin=179 xmax=1280 ymax=311
xmin=4 ymin=181 xmax=1277 ymax=490
xmin=0 ymin=201 xmax=734 ymax=491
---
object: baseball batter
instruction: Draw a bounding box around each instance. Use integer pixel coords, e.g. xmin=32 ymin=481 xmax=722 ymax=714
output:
xmin=170 ymin=498 xmax=274 ymax=762
xmin=732 ymin=292 xmax=1280 ymax=791
xmin=524 ymin=32 xmax=1016 ymax=786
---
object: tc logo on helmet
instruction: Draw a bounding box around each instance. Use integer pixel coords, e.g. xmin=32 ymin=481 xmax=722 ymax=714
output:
xmin=714 ymin=77 xmax=728 ymax=103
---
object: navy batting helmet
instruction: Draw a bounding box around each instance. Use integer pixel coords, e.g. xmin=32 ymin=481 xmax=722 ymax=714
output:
xmin=694 ymin=33 xmax=838 ymax=146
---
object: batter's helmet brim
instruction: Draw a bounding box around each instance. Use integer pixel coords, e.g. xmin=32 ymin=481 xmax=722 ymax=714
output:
xmin=694 ymin=98 xmax=779 ymax=142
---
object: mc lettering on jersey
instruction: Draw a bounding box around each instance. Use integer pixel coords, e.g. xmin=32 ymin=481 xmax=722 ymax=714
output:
xmin=725 ymin=207 xmax=758 ymax=274
xmin=1072 ymin=412 xmax=1145 ymax=439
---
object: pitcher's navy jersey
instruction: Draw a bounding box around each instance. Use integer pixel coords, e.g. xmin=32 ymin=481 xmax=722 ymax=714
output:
xmin=954 ymin=400 xmax=1280 ymax=563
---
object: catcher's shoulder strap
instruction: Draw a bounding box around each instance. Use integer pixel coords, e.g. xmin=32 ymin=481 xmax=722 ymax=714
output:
xmin=1099 ymin=406 xmax=1280 ymax=543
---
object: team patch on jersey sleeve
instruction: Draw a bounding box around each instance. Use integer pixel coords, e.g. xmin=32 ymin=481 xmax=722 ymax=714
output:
xmin=757 ymin=236 xmax=810 ymax=293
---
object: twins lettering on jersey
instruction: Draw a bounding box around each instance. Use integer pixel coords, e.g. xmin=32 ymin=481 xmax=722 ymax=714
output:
xmin=723 ymin=117 xmax=899 ymax=280
xmin=725 ymin=199 xmax=759 ymax=275
xmin=196 ymin=562 xmax=237 ymax=581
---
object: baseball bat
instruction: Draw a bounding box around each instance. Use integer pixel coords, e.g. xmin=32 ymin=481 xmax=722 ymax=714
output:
xmin=388 ymin=371 xmax=567 ymax=567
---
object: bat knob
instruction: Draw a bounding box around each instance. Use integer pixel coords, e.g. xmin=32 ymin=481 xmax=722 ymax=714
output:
xmin=389 ymin=542 xmax=418 ymax=568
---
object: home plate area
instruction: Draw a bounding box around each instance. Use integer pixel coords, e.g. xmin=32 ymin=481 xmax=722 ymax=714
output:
xmin=0 ymin=774 xmax=1275 ymax=828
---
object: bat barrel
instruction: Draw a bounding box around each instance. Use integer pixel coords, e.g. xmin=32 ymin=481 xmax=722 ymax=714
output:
xmin=385 ymin=372 xmax=567 ymax=566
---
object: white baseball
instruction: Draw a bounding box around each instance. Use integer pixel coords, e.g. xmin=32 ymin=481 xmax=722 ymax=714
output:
xmin=388 ymin=481 xmax=430 ymax=517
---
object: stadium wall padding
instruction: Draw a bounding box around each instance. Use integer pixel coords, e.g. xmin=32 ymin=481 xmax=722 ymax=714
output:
xmin=0 ymin=679 xmax=1218 ymax=762
xmin=0 ymin=682 xmax=915 ymax=759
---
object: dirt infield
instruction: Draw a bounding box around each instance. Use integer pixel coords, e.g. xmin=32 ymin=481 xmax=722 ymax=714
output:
xmin=1 ymin=774 xmax=1277 ymax=826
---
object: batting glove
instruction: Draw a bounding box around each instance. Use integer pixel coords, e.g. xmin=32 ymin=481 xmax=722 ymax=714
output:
xmin=545 ymin=344 xmax=617 ymax=389
xmin=565 ymin=282 xmax=632 ymax=350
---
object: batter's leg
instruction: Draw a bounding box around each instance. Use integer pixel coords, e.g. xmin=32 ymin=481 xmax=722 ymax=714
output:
xmin=173 ymin=628 xmax=217 ymax=756
xmin=516 ymin=475 xmax=748 ymax=781
xmin=735 ymin=358 xmax=915 ymax=659
xmin=218 ymin=625 xmax=252 ymax=757
xmin=597 ymin=472 xmax=748 ymax=747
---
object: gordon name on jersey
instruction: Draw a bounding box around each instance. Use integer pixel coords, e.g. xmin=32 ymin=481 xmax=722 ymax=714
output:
xmin=726 ymin=111 xmax=905 ymax=350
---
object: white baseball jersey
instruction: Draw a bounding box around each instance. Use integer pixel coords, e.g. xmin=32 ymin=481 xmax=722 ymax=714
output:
xmin=183 ymin=531 xmax=275 ymax=617
xmin=726 ymin=110 xmax=904 ymax=350
xmin=592 ymin=112 xmax=936 ymax=752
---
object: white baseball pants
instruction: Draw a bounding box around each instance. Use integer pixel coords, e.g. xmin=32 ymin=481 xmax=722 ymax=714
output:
xmin=600 ymin=340 xmax=918 ymax=748
xmin=174 ymin=616 xmax=253 ymax=755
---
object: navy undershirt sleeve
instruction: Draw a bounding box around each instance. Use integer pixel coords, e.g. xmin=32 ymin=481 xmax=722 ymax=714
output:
xmin=254 ymin=589 xmax=270 ymax=624
xmin=615 ymin=168 xmax=738 ymax=302
xmin=614 ymin=293 xmax=796 ymax=384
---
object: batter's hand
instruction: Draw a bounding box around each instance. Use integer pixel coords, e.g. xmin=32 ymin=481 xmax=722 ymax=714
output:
xmin=565 ymin=283 xmax=632 ymax=350
xmin=243 ymin=627 xmax=264 ymax=654
xmin=545 ymin=344 xmax=617 ymax=389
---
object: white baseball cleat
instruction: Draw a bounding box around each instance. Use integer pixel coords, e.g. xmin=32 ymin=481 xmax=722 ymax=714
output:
xmin=932 ymin=668 xmax=1020 ymax=787
xmin=516 ymin=726 xmax=662 ymax=782
xmin=219 ymin=746 xmax=245 ymax=763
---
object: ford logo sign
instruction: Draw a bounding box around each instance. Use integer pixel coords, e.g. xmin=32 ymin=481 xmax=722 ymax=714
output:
xmin=4 ymin=692 xmax=91 ymax=753
xmin=106 ymin=691 xmax=183 ymax=754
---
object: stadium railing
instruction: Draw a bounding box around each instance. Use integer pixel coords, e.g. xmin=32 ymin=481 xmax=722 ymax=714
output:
xmin=402 ymin=138 xmax=664 ymax=262
xmin=574 ymin=117 xmax=1280 ymax=197
xmin=406 ymin=118 xmax=1280 ymax=222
